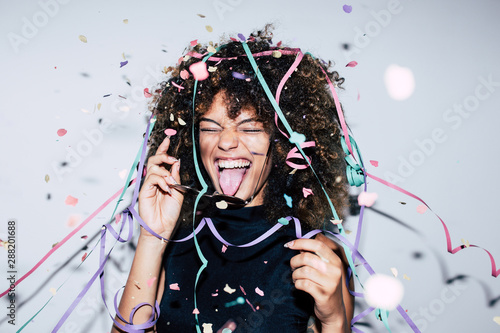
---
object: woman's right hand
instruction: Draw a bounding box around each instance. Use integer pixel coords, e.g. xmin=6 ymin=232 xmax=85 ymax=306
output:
xmin=138 ymin=136 xmax=183 ymax=240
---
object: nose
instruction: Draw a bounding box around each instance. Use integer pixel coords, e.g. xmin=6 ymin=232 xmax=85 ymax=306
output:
xmin=217 ymin=128 xmax=239 ymax=151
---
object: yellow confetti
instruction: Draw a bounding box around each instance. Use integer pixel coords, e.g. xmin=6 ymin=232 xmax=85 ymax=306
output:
xmin=52 ymin=242 xmax=59 ymax=248
xmin=178 ymin=118 xmax=186 ymax=126
xmin=493 ymin=317 xmax=500 ymax=325
xmin=390 ymin=267 xmax=398 ymax=277
xmin=224 ymin=284 xmax=236 ymax=294
xmin=45 ymin=174 xmax=50 ymax=183
xmin=183 ymin=55 xmax=191 ymax=62
xmin=97 ymin=103 xmax=102 ymax=110
xmin=170 ymin=113 xmax=174 ymax=121
xmin=123 ymin=19 xmax=128 ymax=24
xmin=49 ymin=287 xmax=57 ymax=295
xmin=403 ymin=274 xmax=411 ymax=281
xmin=78 ymin=35 xmax=87 ymax=43
xmin=272 ymin=50 xmax=282 ymax=58
xmin=208 ymin=66 xmax=217 ymax=72
xmin=207 ymin=45 xmax=216 ymax=53
xmin=461 ymin=238 xmax=470 ymax=248
xmin=197 ymin=14 xmax=206 ymax=18
xmin=216 ymin=200 xmax=228 ymax=209
xmin=122 ymin=52 xmax=126 ymax=60
xmin=289 ymin=168 xmax=298 ymax=175
xmin=345 ymin=229 xmax=352 ymax=235
xmin=205 ymin=25 xmax=213 ymax=32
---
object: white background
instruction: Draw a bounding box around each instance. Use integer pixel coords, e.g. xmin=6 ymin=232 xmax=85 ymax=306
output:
xmin=1 ymin=0 xmax=499 ymax=332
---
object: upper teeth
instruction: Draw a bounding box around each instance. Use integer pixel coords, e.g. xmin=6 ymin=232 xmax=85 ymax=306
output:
xmin=217 ymin=160 xmax=250 ymax=169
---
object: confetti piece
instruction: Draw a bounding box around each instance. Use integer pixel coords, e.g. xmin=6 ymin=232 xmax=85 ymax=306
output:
xmin=493 ymin=317 xmax=500 ymax=325
xmin=289 ymin=168 xmax=297 ymax=175
xmin=66 ymin=214 xmax=80 ymax=228
xmin=399 ymin=201 xmax=407 ymax=205
xmin=144 ymin=88 xmax=152 ymax=98
xmin=255 ymin=287 xmax=264 ymax=296
xmin=216 ymin=200 xmax=228 ymax=209
xmin=364 ymin=274 xmax=404 ymax=310
xmin=118 ymin=169 xmax=128 ymax=179
xmin=384 ymin=64 xmax=416 ymax=100
xmin=346 ymin=61 xmax=358 ymax=67
xmin=205 ymin=25 xmax=213 ymax=32
xmin=330 ymin=218 xmax=343 ymax=225
xmin=52 ymin=242 xmax=59 ymax=248
xmin=208 ymin=66 xmax=217 ymax=72
xmin=123 ymin=19 xmax=128 ymax=24
xmin=403 ymin=274 xmax=411 ymax=281
xmin=357 ymin=191 xmax=378 ymax=207
xmin=461 ymin=239 xmax=470 ymax=248
xmin=97 ymin=103 xmax=102 ymax=110
xmin=120 ymin=60 xmax=128 ymax=68
xmin=45 ymin=174 xmax=50 ymax=183
xmin=272 ymin=50 xmax=282 ymax=58
xmin=416 ymin=204 xmax=428 ymax=214
xmin=302 ymin=188 xmax=313 ymax=198
xmin=169 ymin=283 xmax=180 ymax=290
xmin=240 ymin=286 xmax=246 ymax=295
xmin=81 ymin=235 xmax=88 ymax=240
xmin=57 ymin=129 xmax=67 ymax=137
xmin=211 ymin=292 xmax=218 ymax=296
xmin=49 ymin=287 xmax=57 ymax=295
xmin=197 ymin=14 xmax=206 ymax=18
xmin=283 ymin=194 xmax=293 ymax=208
xmin=237 ymin=33 xmax=246 ymax=41
xmin=190 ymin=39 xmax=198 ymax=46
xmin=192 ymin=308 xmax=200 ymax=314
xmin=189 ymin=62 xmax=209 ymax=81
xmin=232 ymin=72 xmax=248 ymax=80
xmin=78 ymin=35 xmax=87 ymax=43
xmin=222 ymin=244 xmax=228 ymax=253
xmin=343 ymin=4 xmax=352 ymax=13
xmin=207 ymin=45 xmax=216 ymax=53
xmin=202 ymin=323 xmax=213 ymax=333
xmin=81 ymin=252 xmax=87 ymax=262
xmin=170 ymin=113 xmax=175 ymax=121
xmin=390 ymin=267 xmax=398 ymax=277
xmin=65 ymin=195 xmax=78 ymax=207
xmin=289 ymin=131 xmax=306 ymax=144
xmin=224 ymin=284 xmax=236 ymax=294
xmin=180 ymin=69 xmax=189 ymax=80
xmin=335 ymin=176 xmax=342 ymax=183
xmin=278 ymin=217 xmax=289 ymax=226
xmin=264 ymin=261 xmax=268 ymax=264
xmin=164 ymin=128 xmax=177 ymax=136
xmin=369 ymin=160 xmax=379 ymax=167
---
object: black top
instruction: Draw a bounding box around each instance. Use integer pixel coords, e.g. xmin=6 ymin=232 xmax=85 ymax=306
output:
xmin=156 ymin=205 xmax=314 ymax=332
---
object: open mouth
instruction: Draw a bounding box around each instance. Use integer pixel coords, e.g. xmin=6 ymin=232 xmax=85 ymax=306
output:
xmin=215 ymin=159 xmax=251 ymax=196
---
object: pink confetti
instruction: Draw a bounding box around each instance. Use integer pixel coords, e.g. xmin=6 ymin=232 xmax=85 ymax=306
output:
xmin=416 ymin=204 xmax=428 ymax=214
xmin=343 ymin=4 xmax=352 ymax=13
xmin=57 ymin=129 xmax=67 ymax=137
xmin=192 ymin=308 xmax=200 ymax=314
xmin=164 ymin=128 xmax=177 ymax=136
xmin=65 ymin=195 xmax=78 ymax=206
xmin=147 ymin=277 xmax=157 ymax=288
xmin=263 ymin=261 xmax=268 ymax=264
xmin=245 ymin=298 xmax=256 ymax=312
xmin=114 ymin=213 xmax=122 ymax=224
xmin=190 ymin=39 xmax=198 ymax=46
xmin=222 ymin=244 xmax=228 ymax=253
xmin=255 ymin=287 xmax=264 ymax=296
xmin=81 ymin=252 xmax=87 ymax=261
xmin=370 ymin=160 xmax=379 ymax=167
xmin=171 ymin=81 xmax=184 ymax=91
xmin=211 ymin=293 xmax=218 ymax=296
xmin=357 ymin=191 xmax=378 ymax=207
xmin=240 ymin=286 xmax=246 ymax=295
xmin=180 ymin=69 xmax=189 ymax=80
xmin=302 ymin=188 xmax=313 ymax=198
xmin=169 ymin=283 xmax=180 ymax=290
xmin=357 ymin=90 xmax=360 ymax=101
xmin=346 ymin=61 xmax=358 ymax=67
xmin=144 ymin=88 xmax=152 ymax=98
xmin=189 ymin=62 xmax=209 ymax=81
xmin=66 ymin=214 xmax=80 ymax=227
xmin=81 ymin=235 xmax=88 ymax=240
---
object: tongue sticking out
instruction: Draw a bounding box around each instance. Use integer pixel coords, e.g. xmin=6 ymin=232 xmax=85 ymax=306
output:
xmin=219 ymin=168 xmax=247 ymax=196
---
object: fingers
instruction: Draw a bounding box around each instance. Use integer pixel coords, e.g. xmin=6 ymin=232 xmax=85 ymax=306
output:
xmin=286 ymin=238 xmax=340 ymax=267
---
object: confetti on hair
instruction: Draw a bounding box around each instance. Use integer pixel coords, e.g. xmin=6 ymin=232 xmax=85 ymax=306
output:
xmin=416 ymin=204 xmax=428 ymax=214
xmin=289 ymin=168 xmax=297 ymax=175
xmin=224 ymin=284 xmax=236 ymax=294
xmin=49 ymin=287 xmax=57 ymax=295
xmin=172 ymin=81 xmax=184 ymax=92
xmin=207 ymin=45 xmax=216 ymax=53
xmin=232 ymin=72 xmax=248 ymax=80
xmin=216 ymin=200 xmax=228 ymax=209
xmin=364 ymin=274 xmax=404 ymax=310
xmin=45 ymin=174 xmax=50 ymax=183
xmin=180 ymin=69 xmax=190 ymax=80
xmin=123 ymin=19 xmax=128 ymax=24
xmin=190 ymin=39 xmax=198 ymax=46
xmin=346 ymin=61 xmax=358 ymax=67
xmin=237 ymin=33 xmax=246 ymax=41
xmin=370 ymin=160 xmax=379 ymax=167
xmin=289 ymin=131 xmax=306 ymax=144
xmin=143 ymin=88 xmax=152 ymax=98
xmin=65 ymin=195 xmax=78 ymax=207
xmin=278 ymin=217 xmax=289 ymax=226
xmin=169 ymin=113 xmax=175 ymax=121
xmin=120 ymin=60 xmax=128 ymax=68
xmin=78 ymin=35 xmax=87 ymax=43
xmin=81 ymin=252 xmax=87 ymax=262
xmin=255 ymin=287 xmax=264 ymax=296
xmin=202 ymin=323 xmax=213 ymax=333
xmin=208 ymin=66 xmax=217 ymax=72
xmin=272 ymin=50 xmax=282 ymax=58
xmin=302 ymin=188 xmax=313 ymax=198
xmin=189 ymin=62 xmax=209 ymax=81
xmin=283 ymin=194 xmax=293 ymax=208
xmin=390 ymin=267 xmax=398 ymax=277
xmin=164 ymin=128 xmax=177 ymax=136
xmin=343 ymin=4 xmax=352 ymax=13
xmin=358 ymin=191 xmax=378 ymax=207
xmin=193 ymin=308 xmax=200 ymax=314
xmin=57 ymin=129 xmax=67 ymax=137
xmin=205 ymin=25 xmax=213 ymax=32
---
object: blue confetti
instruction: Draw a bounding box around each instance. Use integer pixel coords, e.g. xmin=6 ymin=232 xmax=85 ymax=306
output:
xmin=120 ymin=60 xmax=128 ymax=68
xmin=284 ymin=194 xmax=293 ymax=208
xmin=278 ymin=217 xmax=289 ymax=225
xmin=289 ymin=131 xmax=306 ymax=144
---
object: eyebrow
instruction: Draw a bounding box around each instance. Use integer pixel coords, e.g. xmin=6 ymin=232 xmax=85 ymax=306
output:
xmin=199 ymin=117 xmax=263 ymax=127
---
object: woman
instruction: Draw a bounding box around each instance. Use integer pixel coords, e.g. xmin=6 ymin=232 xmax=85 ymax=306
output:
xmin=113 ymin=27 xmax=354 ymax=332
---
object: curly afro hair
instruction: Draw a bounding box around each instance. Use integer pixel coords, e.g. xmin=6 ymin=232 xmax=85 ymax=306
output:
xmin=145 ymin=26 xmax=350 ymax=229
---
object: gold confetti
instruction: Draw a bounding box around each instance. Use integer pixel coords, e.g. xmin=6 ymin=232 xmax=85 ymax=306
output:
xmin=207 ymin=45 xmax=216 ymax=53
xmin=345 ymin=229 xmax=352 ymax=235
xmin=216 ymin=200 xmax=228 ymax=209
xmin=178 ymin=118 xmax=186 ymax=126
xmin=45 ymin=174 xmax=50 ymax=183
xmin=197 ymin=14 xmax=206 ymax=18
xmin=122 ymin=52 xmax=126 ymax=60
xmin=272 ymin=50 xmax=282 ymax=58
xmin=403 ymin=274 xmax=411 ymax=281
xmin=335 ymin=176 xmax=342 ymax=183
xmin=289 ymin=168 xmax=298 ymax=175
xmin=390 ymin=267 xmax=398 ymax=277
xmin=123 ymin=19 xmax=128 ymax=24
xmin=461 ymin=238 xmax=470 ymax=248
xmin=78 ymin=35 xmax=87 ymax=43
xmin=97 ymin=103 xmax=102 ymax=110
xmin=49 ymin=287 xmax=57 ymax=295
xmin=205 ymin=25 xmax=213 ymax=32
xmin=493 ymin=317 xmax=500 ymax=325
xmin=208 ymin=66 xmax=217 ymax=72
xmin=223 ymin=284 xmax=236 ymax=294
xmin=170 ymin=113 xmax=174 ymax=121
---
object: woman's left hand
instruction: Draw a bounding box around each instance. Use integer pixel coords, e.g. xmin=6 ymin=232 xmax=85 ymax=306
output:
xmin=288 ymin=233 xmax=351 ymax=332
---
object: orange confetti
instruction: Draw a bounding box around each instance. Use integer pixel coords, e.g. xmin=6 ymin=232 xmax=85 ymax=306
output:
xmin=65 ymin=195 xmax=78 ymax=206
xmin=190 ymin=39 xmax=198 ymax=46
xmin=81 ymin=252 xmax=87 ymax=261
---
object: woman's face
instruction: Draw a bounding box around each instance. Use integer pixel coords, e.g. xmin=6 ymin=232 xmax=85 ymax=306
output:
xmin=198 ymin=92 xmax=272 ymax=207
